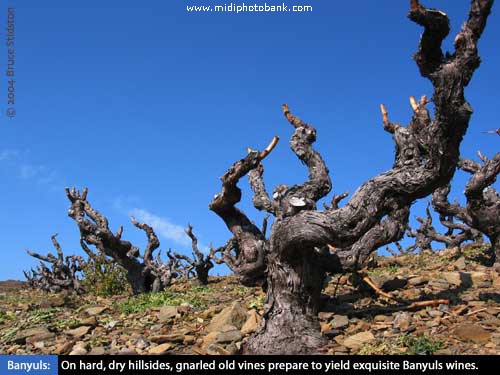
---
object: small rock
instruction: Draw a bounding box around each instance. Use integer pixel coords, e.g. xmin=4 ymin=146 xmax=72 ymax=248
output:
xmin=65 ymin=326 xmax=92 ymax=338
xmin=89 ymin=346 xmax=106 ymax=355
xmin=454 ymin=257 xmax=467 ymax=270
xmin=470 ymin=272 xmax=490 ymax=287
xmin=453 ymin=323 xmax=491 ymax=344
xmin=442 ymin=272 xmax=466 ymax=287
xmin=483 ymin=318 xmax=500 ymax=328
xmin=366 ymin=275 xmax=384 ymax=288
xmin=150 ymin=323 xmax=163 ymax=332
xmin=33 ymin=341 xmax=45 ymax=350
xmin=241 ymin=310 xmax=260 ymax=335
xmin=467 ymin=301 xmax=486 ymax=307
xmin=438 ymin=304 xmax=450 ymax=313
xmin=199 ymin=306 xmax=220 ymax=320
xmin=85 ymin=306 xmax=107 ymax=316
xmin=135 ymin=338 xmax=148 ymax=350
xmin=427 ymin=318 xmax=441 ymax=327
xmin=393 ymin=312 xmax=411 ymax=332
xmin=201 ymin=332 xmax=219 ymax=350
xmin=220 ymin=324 xmax=238 ymax=333
xmin=320 ymin=322 xmax=332 ymax=334
xmin=40 ymin=295 xmax=66 ymax=308
xmin=408 ymin=276 xmax=426 ymax=286
xmin=26 ymin=332 xmax=55 ymax=344
xmin=491 ymin=335 xmax=500 ymax=346
xmin=428 ymin=310 xmax=443 ymax=318
xmin=330 ymin=315 xmax=350 ymax=329
xmin=118 ymin=348 xmax=137 ymax=355
xmin=205 ymin=302 xmax=248 ymax=333
xmin=178 ymin=304 xmax=192 ymax=315
xmin=158 ymin=306 xmax=178 ymax=322
xmin=216 ymin=330 xmax=242 ymax=343
xmin=492 ymin=276 xmax=500 ymax=289
xmin=54 ymin=341 xmax=74 ymax=355
xmin=206 ymin=343 xmax=231 ymax=355
xmin=342 ymin=331 xmax=375 ymax=350
xmin=105 ymin=321 xmax=119 ymax=330
xmin=402 ymin=288 xmax=422 ymax=300
xmin=14 ymin=327 xmax=52 ymax=344
xmin=416 ymin=310 xmax=428 ymax=318
xmin=428 ymin=279 xmax=450 ymax=290
xmin=319 ymin=312 xmax=334 ymax=320
xmin=148 ymin=343 xmax=173 ymax=355
xmin=373 ymin=315 xmax=392 ymax=323
xmin=150 ymin=334 xmax=185 ymax=344
xmin=355 ymin=320 xmax=371 ymax=332
xmin=70 ymin=317 xmax=98 ymax=328
xmin=183 ymin=335 xmax=196 ymax=345
xmin=69 ymin=342 xmax=88 ymax=355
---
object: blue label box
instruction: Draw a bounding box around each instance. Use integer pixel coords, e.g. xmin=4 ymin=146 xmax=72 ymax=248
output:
xmin=0 ymin=355 xmax=58 ymax=375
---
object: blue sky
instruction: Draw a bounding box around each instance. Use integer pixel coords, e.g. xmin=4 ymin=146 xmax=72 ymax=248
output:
xmin=1 ymin=0 xmax=499 ymax=280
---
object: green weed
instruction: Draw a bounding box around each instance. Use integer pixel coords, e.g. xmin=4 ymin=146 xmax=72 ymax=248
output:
xmin=81 ymin=253 xmax=130 ymax=297
xmin=118 ymin=290 xmax=205 ymax=314
xmin=248 ymin=295 xmax=265 ymax=310
xmin=397 ymin=334 xmax=444 ymax=355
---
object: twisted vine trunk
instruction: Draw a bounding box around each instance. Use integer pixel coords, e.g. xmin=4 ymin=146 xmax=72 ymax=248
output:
xmin=433 ymin=152 xmax=500 ymax=267
xmin=247 ymin=233 xmax=328 ymax=354
xmin=209 ymin=0 xmax=494 ymax=355
xmin=66 ymin=188 xmax=184 ymax=294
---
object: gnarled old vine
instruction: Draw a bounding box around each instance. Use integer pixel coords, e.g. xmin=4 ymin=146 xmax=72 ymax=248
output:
xmin=66 ymin=188 xmax=184 ymax=294
xmin=389 ymin=202 xmax=483 ymax=255
xmin=433 ymin=152 xmax=500 ymax=268
xmin=25 ymin=234 xmax=86 ymax=293
xmin=210 ymin=0 xmax=494 ymax=354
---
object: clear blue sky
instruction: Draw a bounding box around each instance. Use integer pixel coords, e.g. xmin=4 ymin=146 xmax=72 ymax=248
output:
xmin=1 ymin=1 xmax=499 ymax=280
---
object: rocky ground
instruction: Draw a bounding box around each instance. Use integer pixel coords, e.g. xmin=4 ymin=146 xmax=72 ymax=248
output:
xmin=1 ymin=244 xmax=500 ymax=355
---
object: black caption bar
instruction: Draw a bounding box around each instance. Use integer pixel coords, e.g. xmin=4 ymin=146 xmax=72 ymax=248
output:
xmin=59 ymin=355 xmax=500 ymax=375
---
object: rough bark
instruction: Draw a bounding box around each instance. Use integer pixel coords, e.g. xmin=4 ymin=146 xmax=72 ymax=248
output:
xmin=433 ymin=152 xmax=500 ymax=264
xmin=210 ymin=0 xmax=493 ymax=354
xmin=66 ymin=188 xmax=179 ymax=294
xmin=25 ymin=234 xmax=85 ymax=293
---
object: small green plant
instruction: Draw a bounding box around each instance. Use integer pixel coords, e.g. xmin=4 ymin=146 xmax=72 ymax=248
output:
xmin=118 ymin=290 xmax=205 ymax=314
xmin=0 ymin=326 xmax=19 ymax=344
xmin=0 ymin=311 xmax=16 ymax=325
xmin=397 ymin=334 xmax=444 ymax=355
xmin=386 ymin=265 xmax=399 ymax=274
xmin=25 ymin=308 xmax=59 ymax=325
xmin=81 ymin=253 xmax=130 ymax=297
xmin=462 ymin=243 xmax=489 ymax=257
xmin=248 ymin=295 xmax=265 ymax=310
xmin=189 ymin=285 xmax=216 ymax=295
xmin=358 ymin=341 xmax=396 ymax=355
xmin=359 ymin=335 xmax=444 ymax=355
xmin=367 ymin=268 xmax=383 ymax=277
xmin=88 ymin=336 xmax=111 ymax=347
xmin=235 ymin=286 xmax=251 ymax=297
xmin=52 ymin=317 xmax=81 ymax=331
